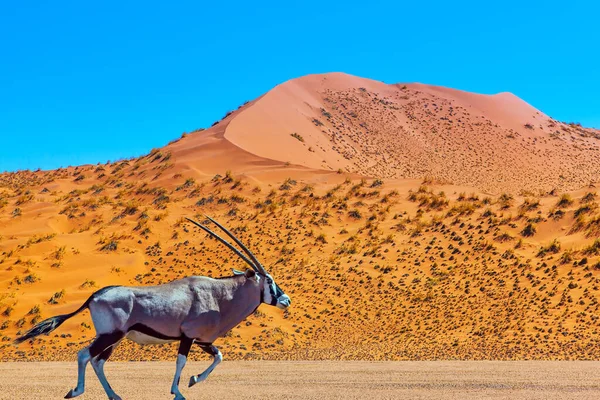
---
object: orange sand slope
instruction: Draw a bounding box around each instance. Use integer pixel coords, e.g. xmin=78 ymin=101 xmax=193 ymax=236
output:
xmin=224 ymin=72 xmax=600 ymax=194
xmin=1 ymin=72 xmax=600 ymax=362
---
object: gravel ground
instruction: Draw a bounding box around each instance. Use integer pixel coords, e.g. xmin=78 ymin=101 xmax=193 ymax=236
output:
xmin=1 ymin=361 xmax=599 ymax=399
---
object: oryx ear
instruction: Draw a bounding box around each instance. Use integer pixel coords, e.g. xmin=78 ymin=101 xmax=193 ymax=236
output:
xmin=232 ymin=269 xmax=245 ymax=276
xmin=244 ymin=269 xmax=256 ymax=279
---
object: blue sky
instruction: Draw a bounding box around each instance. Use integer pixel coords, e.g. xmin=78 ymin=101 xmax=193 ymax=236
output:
xmin=1 ymin=1 xmax=598 ymax=172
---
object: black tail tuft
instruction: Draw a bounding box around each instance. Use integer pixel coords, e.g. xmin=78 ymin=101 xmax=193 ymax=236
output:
xmin=14 ymin=313 xmax=71 ymax=344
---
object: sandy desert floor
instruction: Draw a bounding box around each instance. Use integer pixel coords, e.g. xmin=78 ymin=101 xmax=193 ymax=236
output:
xmin=0 ymin=361 xmax=599 ymax=399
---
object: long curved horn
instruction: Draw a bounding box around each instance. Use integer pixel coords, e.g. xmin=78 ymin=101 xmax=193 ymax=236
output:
xmin=205 ymin=215 xmax=268 ymax=275
xmin=185 ymin=218 xmax=257 ymax=271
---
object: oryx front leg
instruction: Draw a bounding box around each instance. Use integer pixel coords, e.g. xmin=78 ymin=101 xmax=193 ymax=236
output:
xmin=65 ymin=331 xmax=123 ymax=399
xmin=171 ymin=337 xmax=193 ymax=400
xmin=188 ymin=343 xmax=222 ymax=387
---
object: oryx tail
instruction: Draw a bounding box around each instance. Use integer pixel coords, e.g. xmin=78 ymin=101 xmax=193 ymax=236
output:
xmin=14 ymin=286 xmax=119 ymax=344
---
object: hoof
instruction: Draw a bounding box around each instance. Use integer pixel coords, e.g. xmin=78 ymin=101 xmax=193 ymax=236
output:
xmin=188 ymin=375 xmax=197 ymax=387
xmin=65 ymin=387 xmax=83 ymax=399
xmin=109 ymin=395 xmax=122 ymax=400
xmin=173 ymin=395 xmax=186 ymax=400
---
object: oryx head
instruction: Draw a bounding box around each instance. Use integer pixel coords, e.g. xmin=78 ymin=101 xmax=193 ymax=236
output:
xmin=186 ymin=216 xmax=291 ymax=310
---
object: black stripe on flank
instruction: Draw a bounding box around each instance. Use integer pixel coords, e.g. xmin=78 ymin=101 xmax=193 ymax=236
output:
xmin=127 ymin=323 xmax=182 ymax=341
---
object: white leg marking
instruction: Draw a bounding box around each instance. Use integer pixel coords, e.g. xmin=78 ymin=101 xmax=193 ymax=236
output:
xmin=91 ymin=354 xmax=121 ymax=400
xmin=171 ymin=354 xmax=188 ymax=400
xmin=189 ymin=350 xmax=222 ymax=387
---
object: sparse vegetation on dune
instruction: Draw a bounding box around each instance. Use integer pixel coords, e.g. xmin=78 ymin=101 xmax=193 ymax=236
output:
xmin=2 ymin=73 xmax=600 ymax=362
xmin=2 ymin=158 xmax=600 ymax=363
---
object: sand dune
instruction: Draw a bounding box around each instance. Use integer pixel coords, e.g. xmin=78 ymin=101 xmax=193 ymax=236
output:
xmin=1 ymin=73 xmax=600 ymax=362
xmin=224 ymin=72 xmax=600 ymax=193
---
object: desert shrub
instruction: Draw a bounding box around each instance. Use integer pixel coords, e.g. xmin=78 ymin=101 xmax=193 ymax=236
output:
xmin=574 ymin=204 xmax=596 ymax=217
xmin=48 ymin=289 xmax=66 ymax=304
xmin=27 ymin=305 xmax=40 ymax=315
xmin=447 ymin=202 xmax=476 ymax=217
xmin=122 ymin=201 xmax=139 ymax=216
xmin=23 ymin=273 xmax=40 ymax=284
xmin=408 ymin=188 xmax=448 ymax=211
xmin=16 ymin=192 xmax=34 ymax=205
xmin=583 ymin=239 xmax=600 ymax=256
xmin=519 ymin=198 xmax=540 ymax=212
xmin=521 ymin=223 xmax=536 ymax=237
xmin=348 ymin=210 xmax=362 ymax=219
xmin=370 ymin=179 xmax=384 ymax=188
xmin=176 ymin=177 xmax=196 ymax=191
xmin=495 ymin=232 xmax=514 ymax=242
xmin=581 ymin=192 xmax=597 ymax=204
xmin=556 ymin=194 xmax=573 ymax=208
xmin=279 ymin=178 xmax=297 ymax=191
xmin=548 ymin=209 xmax=565 ymax=220
xmin=290 ymin=132 xmax=304 ymax=142
xmin=537 ymin=239 xmax=560 ymax=257
xmin=153 ymin=193 xmax=170 ymax=209
xmin=560 ymin=250 xmax=573 ymax=264
xmin=52 ymin=246 xmax=66 ymax=260
xmin=80 ymin=279 xmax=96 ymax=289
xmin=498 ymin=193 xmax=514 ymax=209
xmin=222 ymin=170 xmax=234 ymax=183
xmin=99 ymin=234 xmax=123 ymax=252
xmin=586 ymin=215 xmax=600 ymax=237
xmin=100 ymin=240 xmax=118 ymax=251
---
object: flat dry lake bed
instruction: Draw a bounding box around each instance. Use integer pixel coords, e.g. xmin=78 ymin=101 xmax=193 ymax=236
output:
xmin=1 ymin=361 xmax=599 ymax=399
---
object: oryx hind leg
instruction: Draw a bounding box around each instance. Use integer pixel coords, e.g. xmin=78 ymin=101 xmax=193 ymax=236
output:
xmin=64 ymin=346 xmax=92 ymax=399
xmin=65 ymin=331 xmax=124 ymax=399
xmin=91 ymin=342 xmax=122 ymax=400
xmin=188 ymin=343 xmax=222 ymax=387
xmin=171 ymin=337 xmax=194 ymax=400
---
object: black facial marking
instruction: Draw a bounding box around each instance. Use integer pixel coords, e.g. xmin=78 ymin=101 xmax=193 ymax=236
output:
xmin=275 ymin=283 xmax=284 ymax=298
xmin=89 ymin=331 xmax=124 ymax=358
xmin=127 ymin=323 xmax=182 ymax=341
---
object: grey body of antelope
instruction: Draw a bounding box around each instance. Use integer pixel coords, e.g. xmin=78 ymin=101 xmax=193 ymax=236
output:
xmin=14 ymin=217 xmax=291 ymax=400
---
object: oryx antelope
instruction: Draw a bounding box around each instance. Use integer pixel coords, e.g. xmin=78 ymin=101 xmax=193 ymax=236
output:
xmin=14 ymin=216 xmax=291 ymax=400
